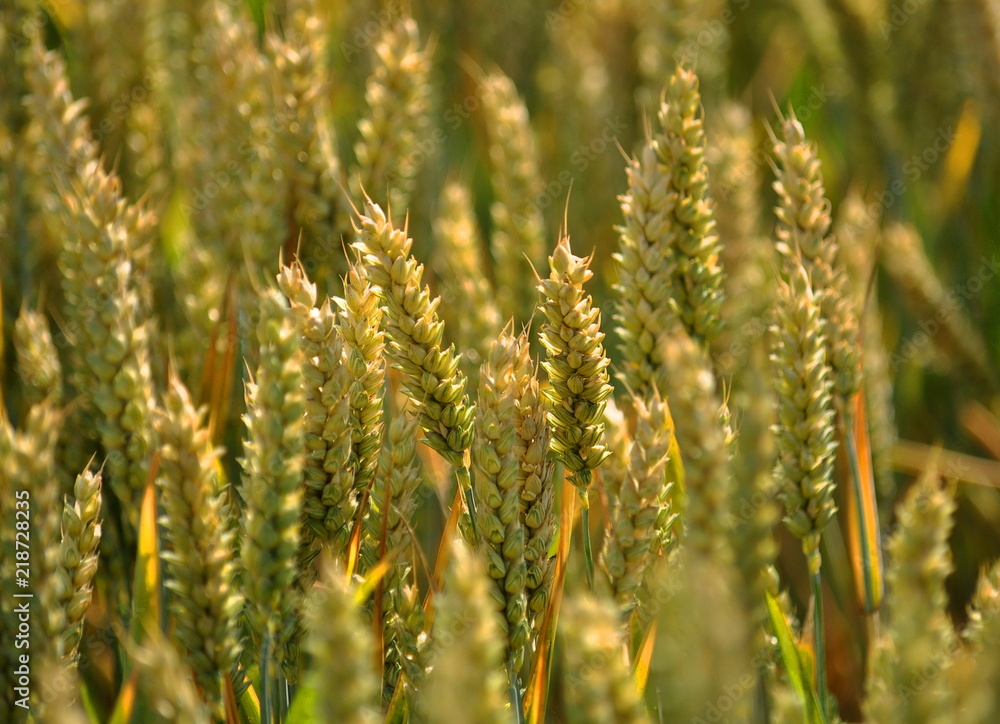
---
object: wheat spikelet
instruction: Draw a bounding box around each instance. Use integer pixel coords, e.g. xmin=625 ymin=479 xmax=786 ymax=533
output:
xmin=538 ymin=234 xmax=613 ymax=500
xmin=471 ymin=332 xmax=530 ymax=672
xmin=270 ymin=0 xmax=346 ymax=278
xmin=277 ymin=260 xmax=356 ymax=681
xmin=421 ymin=541 xmax=510 ymax=724
xmin=561 ymin=595 xmax=650 ymax=724
xmin=132 ymin=634 xmax=212 ymax=724
xmin=57 ymin=465 xmax=102 ymax=669
xmin=653 ymin=66 xmax=725 ymax=349
xmin=772 ymin=112 xmax=861 ymax=411
xmin=480 ymin=71 xmax=547 ymax=326
xmin=510 ymin=332 xmax=556 ymax=640
xmin=239 ymin=289 xmax=305 ymax=667
xmin=23 ymin=37 xmax=155 ymax=282
xmin=865 ymin=466 xmax=958 ymax=724
xmin=657 ymin=328 xmax=732 ymax=561
xmin=279 ymin=261 xmax=355 ymax=556
xmin=601 ymin=392 xmax=676 ymax=611
xmin=614 ymin=67 xmax=724 ymax=392
xmin=56 ymin=161 xmax=157 ymax=542
xmin=614 ymin=138 xmax=676 ymax=395
xmin=306 ymin=561 xmax=380 ymax=724
xmin=334 ymin=263 xmax=386 ymax=498
xmin=1 ymin=404 xmax=65 ymax=714
xmin=155 ymin=378 xmax=241 ymax=714
xmin=354 ymin=201 xmax=475 ymax=468
xmin=350 ymin=16 xmax=432 ymax=214
xmin=359 ymin=413 xmax=426 ymax=698
xmin=433 ymin=181 xmax=503 ymax=377
xmin=770 ymin=269 xmax=838 ymax=574
xmin=13 ymin=306 xmax=62 ymax=407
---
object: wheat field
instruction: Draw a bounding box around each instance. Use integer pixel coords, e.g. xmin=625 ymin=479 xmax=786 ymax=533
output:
xmin=1 ymin=1 xmax=1000 ymax=723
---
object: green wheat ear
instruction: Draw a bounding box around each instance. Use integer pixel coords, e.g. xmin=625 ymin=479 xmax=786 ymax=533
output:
xmin=561 ymin=594 xmax=650 ymax=724
xmin=239 ymin=289 xmax=306 ymax=671
xmin=353 ymin=200 xmax=475 ymax=469
xmin=307 ymin=561 xmax=380 ymax=724
xmin=538 ymin=233 xmax=613 ymax=498
xmin=471 ymin=332 xmax=529 ymax=673
xmin=58 ymin=464 xmax=103 ymax=670
xmin=865 ymin=465 xmax=958 ymax=724
xmin=155 ymin=378 xmax=242 ymax=715
xmin=770 ymin=268 xmax=838 ymax=574
xmin=421 ymin=540 xmax=510 ymax=724
xmin=601 ymin=391 xmax=677 ymax=612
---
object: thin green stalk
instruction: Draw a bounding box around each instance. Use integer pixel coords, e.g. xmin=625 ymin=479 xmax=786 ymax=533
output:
xmin=261 ymin=634 xmax=272 ymax=724
xmin=581 ymin=502 xmax=595 ymax=590
xmin=455 ymin=464 xmax=479 ymax=540
xmin=509 ymin=661 xmax=525 ymax=724
xmin=811 ymin=569 xmax=828 ymax=720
